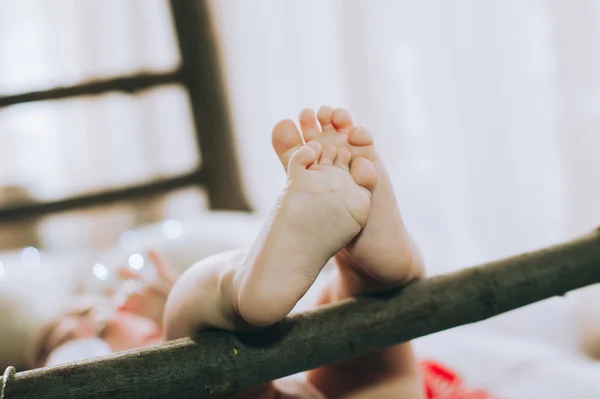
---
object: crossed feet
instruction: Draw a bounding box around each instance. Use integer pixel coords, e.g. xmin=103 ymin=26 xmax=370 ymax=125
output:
xmin=164 ymin=106 xmax=425 ymax=398
xmin=271 ymin=106 xmax=424 ymax=299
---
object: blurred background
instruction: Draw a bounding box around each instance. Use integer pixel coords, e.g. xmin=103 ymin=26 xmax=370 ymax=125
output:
xmin=2 ymin=0 xmax=600 ymax=375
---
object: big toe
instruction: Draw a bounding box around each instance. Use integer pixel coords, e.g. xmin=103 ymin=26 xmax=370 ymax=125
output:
xmin=272 ymin=119 xmax=303 ymax=170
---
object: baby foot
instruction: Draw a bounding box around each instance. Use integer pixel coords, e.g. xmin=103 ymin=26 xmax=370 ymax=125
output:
xmin=272 ymin=107 xmax=424 ymax=296
xmin=235 ymin=141 xmax=377 ymax=326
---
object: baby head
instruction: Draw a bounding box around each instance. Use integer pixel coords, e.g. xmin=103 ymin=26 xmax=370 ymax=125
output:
xmin=32 ymin=294 xmax=162 ymax=368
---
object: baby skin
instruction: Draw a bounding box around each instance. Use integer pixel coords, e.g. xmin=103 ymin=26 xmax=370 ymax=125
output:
xmin=164 ymin=108 xmax=424 ymax=399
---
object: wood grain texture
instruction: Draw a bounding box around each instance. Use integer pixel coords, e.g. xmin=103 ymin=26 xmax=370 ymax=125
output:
xmin=5 ymin=229 xmax=600 ymax=398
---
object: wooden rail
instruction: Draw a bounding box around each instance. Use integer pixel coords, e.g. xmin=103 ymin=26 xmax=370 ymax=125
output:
xmin=4 ymin=229 xmax=600 ymax=398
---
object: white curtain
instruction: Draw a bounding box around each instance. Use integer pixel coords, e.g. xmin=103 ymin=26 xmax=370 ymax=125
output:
xmin=0 ymin=0 xmax=201 ymax=250
xmin=1 ymin=0 xmax=600 ymax=275
xmin=0 ymin=0 xmax=190 ymax=197
xmin=211 ymin=0 xmax=600 ymax=275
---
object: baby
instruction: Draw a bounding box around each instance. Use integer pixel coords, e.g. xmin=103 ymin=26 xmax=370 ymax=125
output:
xmin=36 ymin=107 xmax=492 ymax=398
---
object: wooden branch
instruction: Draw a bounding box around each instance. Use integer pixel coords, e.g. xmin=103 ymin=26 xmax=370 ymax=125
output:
xmin=0 ymin=171 xmax=202 ymax=223
xmin=6 ymin=229 xmax=600 ymax=398
xmin=0 ymin=72 xmax=181 ymax=108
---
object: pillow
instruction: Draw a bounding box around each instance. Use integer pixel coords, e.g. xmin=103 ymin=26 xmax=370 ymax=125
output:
xmin=81 ymin=211 xmax=263 ymax=294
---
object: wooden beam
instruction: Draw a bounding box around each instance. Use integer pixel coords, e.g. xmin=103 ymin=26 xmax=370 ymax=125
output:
xmin=169 ymin=0 xmax=252 ymax=212
xmin=0 ymin=171 xmax=201 ymax=222
xmin=0 ymin=72 xmax=181 ymax=108
xmin=5 ymin=229 xmax=600 ymax=398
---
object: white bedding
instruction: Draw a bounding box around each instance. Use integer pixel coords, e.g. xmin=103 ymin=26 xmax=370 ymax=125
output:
xmin=0 ymin=251 xmax=90 ymax=368
xmin=415 ymin=326 xmax=600 ymax=399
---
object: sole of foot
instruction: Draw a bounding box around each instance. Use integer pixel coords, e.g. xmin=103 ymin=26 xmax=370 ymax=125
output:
xmin=271 ymin=106 xmax=424 ymax=296
xmin=236 ymin=141 xmax=377 ymax=326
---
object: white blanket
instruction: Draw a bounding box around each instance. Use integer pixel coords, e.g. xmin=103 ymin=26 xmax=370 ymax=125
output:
xmin=415 ymin=327 xmax=600 ymax=399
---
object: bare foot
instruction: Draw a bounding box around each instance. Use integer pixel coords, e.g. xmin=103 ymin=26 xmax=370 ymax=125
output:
xmin=235 ymin=141 xmax=377 ymax=326
xmin=272 ymin=107 xmax=424 ymax=296
xmin=165 ymin=141 xmax=377 ymax=336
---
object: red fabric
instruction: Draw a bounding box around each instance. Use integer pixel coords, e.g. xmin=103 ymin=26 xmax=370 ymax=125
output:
xmin=420 ymin=360 xmax=496 ymax=399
